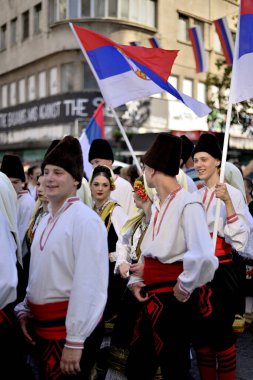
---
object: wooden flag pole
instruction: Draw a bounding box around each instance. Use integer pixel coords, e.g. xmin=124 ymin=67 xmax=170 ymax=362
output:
xmin=212 ymin=102 xmax=233 ymax=247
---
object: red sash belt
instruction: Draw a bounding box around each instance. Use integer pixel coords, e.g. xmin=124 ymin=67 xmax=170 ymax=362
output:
xmin=28 ymin=300 xmax=68 ymax=340
xmin=211 ymin=234 xmax=232 ymax=264
xmin=143 ymin=257 xmax=183 ymax=293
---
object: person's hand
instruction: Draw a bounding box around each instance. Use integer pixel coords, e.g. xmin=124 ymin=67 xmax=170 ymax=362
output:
xmin=60 ymin=347 xmax=82 ymax=375
xmin=119 ymin=262 xmax=130 ymax=278
xmin=130 ymin=262 xmax=144 ymax=278
xmin=173 ymin=281 xmax=190 ymax=303
xmin=19 ymin=315 xmax=36 ymax=345
xmin=131 ymin=281 xmax=148 ymax=302
xmin=215 ymin=183 xmax=231 ymax=203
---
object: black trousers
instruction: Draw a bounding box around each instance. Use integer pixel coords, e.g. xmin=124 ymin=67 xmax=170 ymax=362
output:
xmin=126 ymin=292 xmax=193 ymax=380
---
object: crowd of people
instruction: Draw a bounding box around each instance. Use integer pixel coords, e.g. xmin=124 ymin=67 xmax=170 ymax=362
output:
xmin=0 ymin=132 xmax=253 ymax=380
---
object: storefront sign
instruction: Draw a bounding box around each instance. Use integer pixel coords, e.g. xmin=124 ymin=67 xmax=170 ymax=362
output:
xmin=0 ymin=92 xmax=103 ymax=129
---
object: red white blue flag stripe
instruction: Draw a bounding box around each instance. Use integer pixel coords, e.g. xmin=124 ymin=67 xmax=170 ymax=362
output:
xmin=230 ymin=0 xmax=253 ymax=103
xmin=189 ymin=26 xmax=208 ymax=73
xmin=70 ymin=23 xmax=211 ymax=117
xmin=148 ymin=37 xmax=160 ymax=48
xmin=79 ymin=101 xmax=104 ymax=178
xmin=214 ymin=17 xmax=234 ymax=66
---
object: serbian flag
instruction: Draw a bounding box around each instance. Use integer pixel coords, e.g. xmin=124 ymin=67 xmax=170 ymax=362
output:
xmin=148 ymin=37 xmax=160 ymax=48
xmin=70 ymin=23 xmax=211 ymax=117
xmin=189 ymin=26 xmax=208 ymax=73
xmin=214 ymin=17 xmax=234 ymax=66
xmin=79 ymin=101 xmax=104 ymax=178
xmin=230 ymin=0 xmax=253 ymax=103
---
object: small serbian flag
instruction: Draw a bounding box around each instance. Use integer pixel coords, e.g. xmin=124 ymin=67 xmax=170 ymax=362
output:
xmin=214 ymin=17 xmax=234 ymax=66
xmin=130 ymin=41 xmax=140 ymax=46
xmin=79 ymin=101 xmax=104 ymax=178
xmin=189 ymin=26 xmax=208 ymax=73
xmin=70 ymin=23 xmax=211 ymax=117
xmin=230 ymin=0 xmax=253 ymax=103
xmin=148 ymin=37 xmax=160 ymax=48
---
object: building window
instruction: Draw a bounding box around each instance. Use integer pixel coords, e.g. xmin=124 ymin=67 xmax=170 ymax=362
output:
xmin=193 ymin=19 xmax=205 ymax=43
xmin=108 ymin=0 xmax=117 ymax=17
xmin=59 ymin=0 xmax=67 ymax=19
xmin=0 ymin=24 xmax=7 ymax=51
xmin=10 ymin=83 xmax=17 ymax=106
xmin=19 ymin=79 xmax=26 ymax=103
xmin=28 ymin=75 xmax=36 ymax=101
xmin=49 ymin=67 xmax=58 ymax=95
xmin=38 ymin=71 xmax=46 ymax=98
xmin=178 ymin=14 xmax=189 ymax=42
xmin=183 ymin=78 xmax=193 ymax=97
xmin=120 ymin=0 xmax=129 ymax=19
xmin=61 ymin=63 xmax=75 ymax=92
xmin=10 ymin=18 xmax=17 ymax=46
xmin=168 ymin=75 xmax=179 ymax=100
xmin=50 ymin=0 xmax=156 ymax=27
xmin=81 ymin=0 xmax=90 ymax=17
xmin=83 ymin=62 xmax=99 ymax=90
xmin=34 ymin=3 xmax=42 ymax=34
xmin=22 ymin=10 xmax=29 ymax=40
xmin=94 ymin=0 xmax=105 ymax=17
xmin=1 ymin=85 xmax=8 ymax=108
xmin=197 ymin=82 xmax=206 ymax=103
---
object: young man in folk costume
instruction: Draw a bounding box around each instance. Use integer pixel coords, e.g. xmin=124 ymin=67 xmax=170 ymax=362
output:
xmin=15 ymin=136 xmax=109 ymax=380
xmin=88 ymin=139 xmax=137 ymax=218
xmin=126 ymin=133 xmax=218 ymax=380
xmin=192 ymin=133 xmax=251 ymax=380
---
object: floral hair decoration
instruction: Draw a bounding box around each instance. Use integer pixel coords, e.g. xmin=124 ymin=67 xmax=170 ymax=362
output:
xmin=133 ymin=178 xmax=149 ymax=201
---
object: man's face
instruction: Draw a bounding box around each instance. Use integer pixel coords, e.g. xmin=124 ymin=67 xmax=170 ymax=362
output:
xmin=90 ymin=158 xmax=113 ymax=169
xmin=9 ymin=177 xmax=23 ymax=194
xmin=143 ymin=165 xmax=155 ymax=188
xmin=43 ymin=165 xmax=79 ymax=204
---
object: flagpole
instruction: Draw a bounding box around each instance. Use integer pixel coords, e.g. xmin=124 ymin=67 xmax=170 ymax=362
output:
xmin=110 ymin=107 xmax=142 ymax=174
xmin=212 ymin=102 xmax=232 ymax=247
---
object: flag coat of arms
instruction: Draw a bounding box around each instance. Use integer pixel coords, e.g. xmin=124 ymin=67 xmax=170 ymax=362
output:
xmin=230 ymin=0 xmax=253 ymax=103
xmin=70 ymin=23 xmax=211 ymax=117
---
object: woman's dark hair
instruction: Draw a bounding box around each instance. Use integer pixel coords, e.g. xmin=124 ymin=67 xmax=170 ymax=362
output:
xmin=90 ymin=165 xmax=115 ymax=190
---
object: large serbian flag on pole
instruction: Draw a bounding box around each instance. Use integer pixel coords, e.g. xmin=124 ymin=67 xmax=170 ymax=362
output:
xmin=214 ymin=17 xmax=234 ymax=66
xmin=79 ymin=101 xmax=104 ymax=179
xmin=230 ymin=0 xmax=253 ymax=103
xmin=188 ymin=25 xmax=208 ymax=73
xmin=70 ymin=23 xmax=211 ymax=117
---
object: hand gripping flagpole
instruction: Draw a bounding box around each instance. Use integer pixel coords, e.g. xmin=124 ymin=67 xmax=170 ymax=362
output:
xmin=69 ymin=22 xmax=142 ymax=175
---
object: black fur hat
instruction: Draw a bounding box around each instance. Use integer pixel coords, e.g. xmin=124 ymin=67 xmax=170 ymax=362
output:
xmin=180 ymin=135 xmax=194 ymax=165
xmin=142 ymin=133 xmax=182 ymax=176
xmin=41 ymin=135 xmax=83 ymax=189
xmin=1 ymin=154 xmax=26 ymax=182
xmin=88 ymin=139 xmax=114 ymax=163
xmin=192 ymin=133 xmax=222 ymax=160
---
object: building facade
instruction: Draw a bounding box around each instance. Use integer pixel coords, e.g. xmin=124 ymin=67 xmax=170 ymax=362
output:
xmin=0 ymin=0 xmax=239 ymax=162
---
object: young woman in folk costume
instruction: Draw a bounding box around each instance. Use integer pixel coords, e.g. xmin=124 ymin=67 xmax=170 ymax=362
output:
xmin=105 ymin=175 xmax=159 ymax=380
xmin=192 ymin=133 xmax=251 ymax=380
xmin=89 ymin=165 xmax=129 ymax=380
